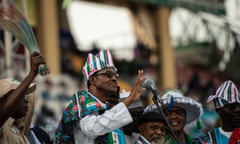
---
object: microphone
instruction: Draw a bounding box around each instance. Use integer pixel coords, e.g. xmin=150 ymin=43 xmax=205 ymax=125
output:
xmin=140 ymin=79 xmax=154 ymax=106
xmin=142 ymin=79 xmax=180 ymax=143
xmin=141 ymin=79 xmax=160 ymax=100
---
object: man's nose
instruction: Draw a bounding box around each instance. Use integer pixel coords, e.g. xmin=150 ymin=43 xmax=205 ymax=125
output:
xmin=24 ymin=96 xmax=29 ymax=103
xmin=156 ymin=128 xmax=164 ymax=135
xmin=110 ymin=76 xmax=117 ymax=81
xmin=169 ymin=112 xmax=178 ymax=118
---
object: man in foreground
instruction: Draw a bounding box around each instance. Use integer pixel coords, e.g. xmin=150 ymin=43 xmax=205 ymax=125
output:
xmin=55 ymin=50 xmax=146 ymax=144
xmin=135 ymin=111 xmax=167 ymax=144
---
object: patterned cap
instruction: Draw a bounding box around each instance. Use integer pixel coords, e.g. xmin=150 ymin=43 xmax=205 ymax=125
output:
xmin=207 ymin=80 xmax=240 ymax=109
xmin=162 ymin=90 xmax=203 ymax=123
xmin=144 ymin=89 xmax=203 ymax=124
xmin=82 ymin=50 xmax=117 ymax=82
xmin=0 ymin=78 xmax=36 ymax=98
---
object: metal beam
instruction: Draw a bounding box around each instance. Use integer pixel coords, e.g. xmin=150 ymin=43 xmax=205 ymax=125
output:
xmin=129 ymin=0 xmax=226 ymax=16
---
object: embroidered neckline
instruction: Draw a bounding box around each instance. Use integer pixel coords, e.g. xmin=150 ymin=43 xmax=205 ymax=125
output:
xmin=218 ymin=127 xmax=232 ymax=138
xmin=87 ymin=91 xmax=107 ymax=108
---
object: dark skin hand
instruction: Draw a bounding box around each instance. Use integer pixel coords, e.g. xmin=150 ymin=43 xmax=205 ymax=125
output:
xmin=123 ymin=70 xmax=146 ymax=107
xmin=102 ymin=70 xmax=145 ymax=108
xmin=0 ymin=52 xmax=48 ymax=127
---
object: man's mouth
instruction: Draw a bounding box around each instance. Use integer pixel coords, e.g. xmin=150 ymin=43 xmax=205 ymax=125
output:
xmin=109 ymin=83 xmax=118 ymax=88
xmin=151 ymin=135 xmax=162 ymax=141
xmin=23 ymin=105 xmax=28 ymax=111
xmin=170 ymin=121 xmax=180 ymax=127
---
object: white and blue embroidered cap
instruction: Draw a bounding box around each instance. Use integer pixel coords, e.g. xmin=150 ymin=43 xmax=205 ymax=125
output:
xmin=145 ymin=89 xmax=203 ymax=124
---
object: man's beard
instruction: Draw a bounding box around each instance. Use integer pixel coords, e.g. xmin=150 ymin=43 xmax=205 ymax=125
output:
xmin=150 ymin=135 xmax=163 ymax=144
xmin=104 ymin=86 xmax=120 ymax=107
xmin=150 ymin=140 xmax=163 ymax=144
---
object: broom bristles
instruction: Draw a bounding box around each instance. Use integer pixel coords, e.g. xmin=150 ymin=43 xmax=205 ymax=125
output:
xmin=0 ymin=2 xmax=48 ymax=75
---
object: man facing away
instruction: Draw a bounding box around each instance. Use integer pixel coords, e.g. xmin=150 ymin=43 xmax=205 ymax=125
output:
xmin=55 ymin=50 xmax=146 ymax=144
xmin=0 ymin=52 xmax=48 ymax=144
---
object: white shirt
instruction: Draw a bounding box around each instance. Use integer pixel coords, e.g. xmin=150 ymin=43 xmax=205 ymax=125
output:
xmin=73 ymin=101 xmax=133 ymax=144
xmin=125 ymin=132 xmax=140 ymax=144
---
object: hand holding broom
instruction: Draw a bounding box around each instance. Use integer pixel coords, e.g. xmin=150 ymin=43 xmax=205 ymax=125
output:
xmin=0 ymin=1 xmax=49 ymax=75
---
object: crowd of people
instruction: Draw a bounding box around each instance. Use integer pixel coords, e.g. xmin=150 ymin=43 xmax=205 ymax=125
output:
xmin=1 ymin=50 xmax=240 ymax=144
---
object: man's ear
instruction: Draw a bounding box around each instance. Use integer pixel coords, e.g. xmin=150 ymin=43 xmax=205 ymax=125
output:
xmin=89 ymin=76 xmax=96 ymax=86
xmin=138 ymin=125 xmax=144 ymax=133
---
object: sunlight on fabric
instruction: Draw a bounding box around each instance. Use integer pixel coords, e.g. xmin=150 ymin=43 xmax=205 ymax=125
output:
xmin=67 ymin=1 xmax=136 ymax=61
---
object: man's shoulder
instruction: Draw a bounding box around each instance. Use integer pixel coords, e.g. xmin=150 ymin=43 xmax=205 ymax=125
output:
xmin=1 ymin=118 xmax=14 ymax=128
xmin=0 ymin=119 xmax=23 ymax=139
xmin=193 ymin=129 xmax=219 ymax=144
xmin=135 ymin=135 xmax=150 ymax=144
xmin=74 ymin=90 xmax=88 ymax=97
xmin=66 ymin=90 xmax=89 ymax=104
xmin=193 ymin=134 xmax=211 ymax=144
xmin=76 ymin=90 xmax=87 ymax=94
xmin=74 ymin=90 xmax=98 ymax=102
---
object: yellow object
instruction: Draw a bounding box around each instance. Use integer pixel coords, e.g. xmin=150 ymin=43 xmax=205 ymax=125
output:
xmin=62 ymin=0 xmax=72 ymax=9
xmin=15 ymin=0 xmax=37 ymax=27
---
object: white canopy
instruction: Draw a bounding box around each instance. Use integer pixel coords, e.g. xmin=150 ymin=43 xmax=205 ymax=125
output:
xmin=67 ymin=1 xmax=136 ymax=61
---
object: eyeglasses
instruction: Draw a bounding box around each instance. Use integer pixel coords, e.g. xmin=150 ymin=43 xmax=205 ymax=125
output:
xmin=95 ymin=71 xmax=119 ymax=78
